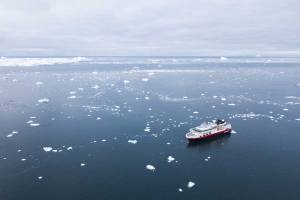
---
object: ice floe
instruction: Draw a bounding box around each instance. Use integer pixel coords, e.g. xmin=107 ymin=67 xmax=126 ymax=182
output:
xmin=30 ymin=123 xmax=40 ymax=127
xmin=35 ymin=81 xmax=43 ymax=86
xmin=38 ymin=98 xmax=50 ymax=103
xmin=128 ymin=140 xmax=138 ymax=144
xmin=146 ymin=165 xmax=155 ymax=171
xmin=178 ymin=188 xmax=183 ymax=192
xmin=43 ymin=147 xmax=53 ymax=152
xmin=6 ymin=130 xmax=18 ymax=138
xmin=187 ymin=181 xmax=195 ymax=188
xmin=167 ymin=156 xmax=175 ymax=163
xmin=80 ymin=163 xmax=86 ymax=167
xmin=38 ymin=176 xmax=43 ymax=180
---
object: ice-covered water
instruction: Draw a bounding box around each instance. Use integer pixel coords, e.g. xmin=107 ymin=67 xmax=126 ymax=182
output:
xmin=0 ymin=56 xmax=300 ymax=200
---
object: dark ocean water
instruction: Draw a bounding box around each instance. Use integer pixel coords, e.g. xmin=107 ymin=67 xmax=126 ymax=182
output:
xmin=0 ymin=56 xmax=300 ymax=200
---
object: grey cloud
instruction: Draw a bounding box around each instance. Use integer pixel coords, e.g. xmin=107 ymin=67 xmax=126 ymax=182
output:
xmin=0 ymin=0 xmax=300 ymax=56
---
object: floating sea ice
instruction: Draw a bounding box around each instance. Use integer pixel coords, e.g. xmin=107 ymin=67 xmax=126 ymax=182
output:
xmin=67 ymin=147 xmax=73 ymax=150
xmin=178 ymin=188 xmax=183 ymax=192
xmin=228 ymin=103 xmax=236 ymax=106
xmin=78 ymin=88 xmax=84 ymax=91
xmin=231 ymin=130 xmax=237 ymax=134
xmin=21 ymin=158 xmax=26 ymax=161
xmin=167 ymin=156 xmax=175 ymax=163
xmin=221 ymin=97 xmax=226 ymax=101
xmin=128 ymin=140 xmax=138 ymax=144
xmin=92 ymin=71 xmax=98 ymax=75
xmin=141 ymin=78 xmax=149 ymax=82
xmin=38 ymin=176 xmax=43 ymax=180
xmin=17 ymin=149 xmax=22 ymax=152
xmin=92 ymin=85 xmax=100 ymax=89
xmin=166 ymin=142 xmax=171 ymax=145
xmin=297 ymin=83 xmax=300 ymax=86
xmin=69 ymin=91 xmax=76 ymax=95
xmin=144 ymin=127 xmax=151 ymax=132
xmin=35 ymin=81 xmax=43 ymax=86
xmin=30 ymin=123 xmax=40 ymax=127
xmin=6 ymin=130 xmax=18 ymax=138
xmin=146 ymin=165 xmax=155 ymax=171
xmin=37 ymin=98 xmax=49 ymax=103
xmin=43 ymin=147 xmax=53 ymax=152
xmin=283 ymin=108 xmax=289 ymax=111
xmin=145 ymin=96 xmax=150 ymax=100
xmin=123 ymin=80 xmax=130 ymax=84
xmin=295 ymin=119 xmax=300 ymax=121
xmin=193 ymin=111 xmax=199 ymax=114
xmin=80 ymin=163 xmax=86 ymax=167
xmin=220 ymin=56 xmax=228 ymax=61
xmin=187 ymin=181 xmax=195 ymax=188
xmin=204 ymin=156 xmax=211 ymax=161
xmin=101 ymin=139 xmax=107 ymax=142
xmin=96 ymin=117 xmax=101 ymax=120
xmin=67 ymin=95 xmax=76 ymax=99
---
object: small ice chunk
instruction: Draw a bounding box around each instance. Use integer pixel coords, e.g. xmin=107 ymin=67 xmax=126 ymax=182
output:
xmin=283 ymin=108 xmax=288 ymax=111
xmin=141 ymin=78 xmax=149 ymax=82
xmin=38 ymin=176 xmax=43 ymax=180
xmin=167 ymin=156 xmax=175 ymax=163
xmin=30 ymin=123 xmax=40 ymax=127
xmin=92 ymin=85 xmax=100 ymax=89
xmin=37 ymin=98 xmax=49 ymax=103
xmin=221 ymin=97 xmax=226 ymax=101
xmin=166 ymin=142 xmax=171 ymax=145
xmin=144 ymin=127 xmax=151 ymax=132
xmin=187 ymin=181 xmax=195 ymax=188
xmin=67 ymin=147 xmax=73 ymax=150
xmin=101 ymin=139 xmax=107 ymax=142
xmin=80 ymin=163 xmax=86 ymax=167
xmin=220 ymin=56 xmax=228 ymax=61
xmin=43 ymin=147 xmax=53 ymax=152
xmin=178 ymin=188 xmax=183 ymax=192
xmin=96 ymin=117 xmax=101 ymax=120
xmin=146 ymin=165 xmax=155 ymax=171
xmin=21 ymin=158 xmax=26 ymax=161
xmin=193 ymin=111 xmax=199 ymax=114
xmin=128 ymin=140 xmax=138 ymax=144
xmin=228 ymin=103 xmax=235 ymax=106
xmin=123 ymin=80 xmax=130 ymax=84
xmin=231 ymin=130 xmax=237 ymax=134
xmin=67 ymin=95 xmax=77 ymax=99
xmin=296 ymin=119 xmax=300 ymax=121
xmin=35 ymin=81 xmax=43 ymax=86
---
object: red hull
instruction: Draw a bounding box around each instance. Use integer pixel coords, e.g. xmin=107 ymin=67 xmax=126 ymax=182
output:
xmin=187 ymin=128 xmax=231 ymax=141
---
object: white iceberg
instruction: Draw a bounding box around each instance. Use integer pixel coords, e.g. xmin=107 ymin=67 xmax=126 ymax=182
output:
xmin=38 ymin=98 xmax=49 ymax=103
xmin=128 ymin=140 xmax=138 ymax=144
xmin=187 ymin=181 xmax=195 ymax=188
xmin=43 ymin=147 xmax=53 ymax=152
xmin=146 ymin=165 xmax=155 ymax=171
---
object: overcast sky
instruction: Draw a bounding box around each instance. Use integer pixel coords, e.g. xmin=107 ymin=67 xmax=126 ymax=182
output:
xmin=1 ymin=0 xmax=300 ymax=56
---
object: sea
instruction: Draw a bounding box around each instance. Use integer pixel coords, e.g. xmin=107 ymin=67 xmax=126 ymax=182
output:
xmin=0 ymin=56 xmax=300 ymax=200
